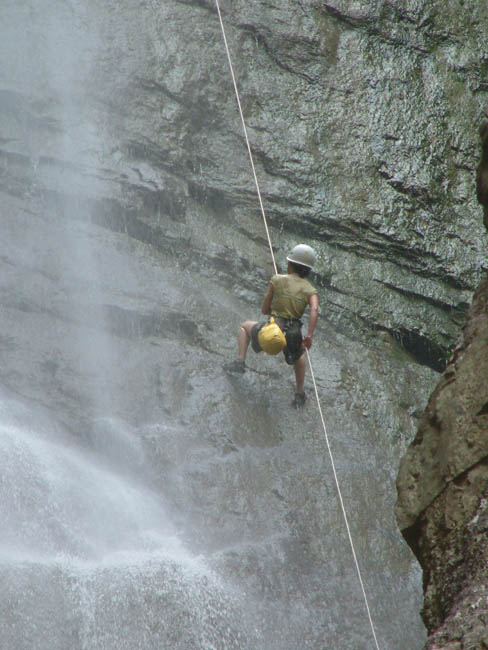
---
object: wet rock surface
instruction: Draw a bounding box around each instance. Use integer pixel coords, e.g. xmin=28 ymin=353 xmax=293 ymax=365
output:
xmin=397 ymin=76 xmax=488 ymax=650
xmin=396 ymin=274 xmax=488 ymax=649
xmin=1 ymin=0 xmax=488 ymax=648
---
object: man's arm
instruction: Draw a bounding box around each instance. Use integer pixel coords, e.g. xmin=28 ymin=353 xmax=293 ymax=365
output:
xmin=302 ymin=293 xmax=319 ymax=349
xmin=261 ymin=284 xmax=274 ymax=315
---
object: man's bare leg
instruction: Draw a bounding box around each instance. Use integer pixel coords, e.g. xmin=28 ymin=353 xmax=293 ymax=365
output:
xmin=294 ymin=354 xmax=306 ymax=394
xmin=237 ymin=320 xmax=257 ymax=362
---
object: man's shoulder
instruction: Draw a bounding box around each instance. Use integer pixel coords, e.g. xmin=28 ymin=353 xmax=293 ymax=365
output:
xmin=305 ymin=278 xmax=318 ymax=294
xmin=297 ymin=276 xmax=317 ymax=295
xmin=270 ymin=273 xmax=287 ymax=285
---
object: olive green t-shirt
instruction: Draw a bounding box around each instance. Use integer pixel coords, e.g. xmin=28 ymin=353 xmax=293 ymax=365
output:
xmin=270 ymin=274 xmax=317 ymax=320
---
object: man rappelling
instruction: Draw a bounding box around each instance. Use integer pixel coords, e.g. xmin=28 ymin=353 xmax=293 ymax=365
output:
xmin=224 ymin=244 xmax=319 ymax=409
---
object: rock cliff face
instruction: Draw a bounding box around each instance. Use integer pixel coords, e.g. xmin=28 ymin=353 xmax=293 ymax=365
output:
xmin=396 ymin=117 xmax=488 ymax=648
xmin=0 ymin=1 xmax=487 ymax=649
xmin=396 ymin=272 xmax=488 ymax=649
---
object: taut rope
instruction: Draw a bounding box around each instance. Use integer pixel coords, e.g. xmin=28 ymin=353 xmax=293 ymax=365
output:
xmin=215 ymin=0 xmax=277 ymax=275
xmin=214 ymin=2 xmax=381 ymax=648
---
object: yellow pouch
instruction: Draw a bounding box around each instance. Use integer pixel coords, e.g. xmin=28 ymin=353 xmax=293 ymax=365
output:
xmin=258 ymin=317 xmax=287 ymax=355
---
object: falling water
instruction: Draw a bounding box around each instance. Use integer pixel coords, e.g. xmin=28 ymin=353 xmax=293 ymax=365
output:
xmin=0 ymin=397 xmax=255 ymax=649
xmin=0 ymin=0 xmax=434 ymax=648
xmin=0 ymin=2 xmax=258 ymax=648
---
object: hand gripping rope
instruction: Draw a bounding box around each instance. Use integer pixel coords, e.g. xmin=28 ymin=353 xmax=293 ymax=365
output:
xmin=214 ymin=2 xmax=381 ymax=649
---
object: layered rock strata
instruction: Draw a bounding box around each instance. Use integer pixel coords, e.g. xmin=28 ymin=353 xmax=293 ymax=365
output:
xmin=1 ymin=1 xmax=488 ymax=649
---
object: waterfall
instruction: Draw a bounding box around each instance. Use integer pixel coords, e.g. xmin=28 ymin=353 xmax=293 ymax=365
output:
xmin=6 ymin=0 xmax=479 ymax=648
xmin=0 ymin=3 xmax=257 ymax=648
xmin=0 ymin=397 xmax=256 ymax=649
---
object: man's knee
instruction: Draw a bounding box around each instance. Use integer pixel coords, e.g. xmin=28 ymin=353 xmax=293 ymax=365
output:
xmin=294 ymin=354 xmax=305 ymax=367
xmin=240 ymin=321 xmax=256 ymax=336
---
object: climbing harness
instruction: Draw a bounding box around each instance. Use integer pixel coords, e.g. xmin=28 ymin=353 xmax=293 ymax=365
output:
xmin=214 ymin=2 xmax=382 ymax=649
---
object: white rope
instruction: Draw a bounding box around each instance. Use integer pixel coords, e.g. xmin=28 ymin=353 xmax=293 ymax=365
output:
xmin=214 ymin=2 xmax=380 ymax=648
xmin=306 ymin=350 xmax=381 ymax=650
xmin=214 ymin=0 xmax=277 ymax=276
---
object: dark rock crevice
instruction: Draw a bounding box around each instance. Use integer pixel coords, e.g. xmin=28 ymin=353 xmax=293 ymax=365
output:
xmin=361 ymin=318 xmax=449 ymax=373
xmin=235 ymin=23 xmax=321 ymax=84
xmin=322 ymin=3 xmax=429 ymax=54
xmin=476 ymin=401 xmax=488 ymax=416
xmin=173 ymin=0 xmax=216 ymax=12
xmin=374 ymin=279 xmax=469 ymax=322
xmin=280 ymin=213 xmax=477 ymax=291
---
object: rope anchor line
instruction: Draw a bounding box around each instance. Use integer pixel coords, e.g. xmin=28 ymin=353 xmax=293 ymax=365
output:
xmin=214 ymin=2 xmax=381 ymax=649
xmin=214 ymin=0 xmax=277 ymax=276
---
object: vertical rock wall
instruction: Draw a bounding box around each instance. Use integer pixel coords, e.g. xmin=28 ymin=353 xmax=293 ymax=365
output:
xmin=397 ymin=114 xmax=488 ymax=647
xmin=396 ymin=271 xmax=488 ymax=649
xmin=1 ymin=1 xmax=488 ymax=649
xmin=1 ymin=1 xmax=487 ymax=367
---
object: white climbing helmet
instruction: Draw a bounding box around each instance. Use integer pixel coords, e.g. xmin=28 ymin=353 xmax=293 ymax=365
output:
xmin=286 ymin=243 xmax=316 ymax=269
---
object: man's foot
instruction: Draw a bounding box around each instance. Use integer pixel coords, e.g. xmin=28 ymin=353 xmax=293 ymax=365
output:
xmin=223 ymin=359 xmax=246 ymax=374
xmin=291 ymin=392 xmax=306 ymax=409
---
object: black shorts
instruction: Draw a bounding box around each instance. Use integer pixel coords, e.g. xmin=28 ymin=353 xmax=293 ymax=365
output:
xmin=251 ymin=317 xmax=304 ymax=365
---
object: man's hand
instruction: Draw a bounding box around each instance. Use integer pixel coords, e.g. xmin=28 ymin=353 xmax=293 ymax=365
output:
xmin=302 ymin=335 xmax=313 ymax=350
